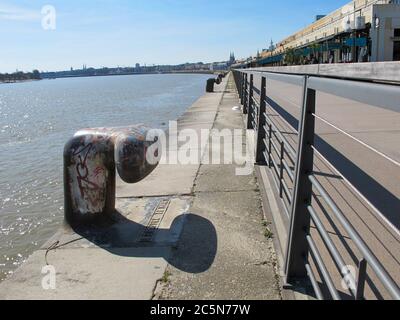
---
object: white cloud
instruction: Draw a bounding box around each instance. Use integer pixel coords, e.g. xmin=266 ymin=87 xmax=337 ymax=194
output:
xmin=0 ymin=2 xmax=41 ymax=22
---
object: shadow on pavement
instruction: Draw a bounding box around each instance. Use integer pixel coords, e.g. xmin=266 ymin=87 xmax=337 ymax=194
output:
xmin=71 ymin=212 xmax=217 ymax=274
xmin=266 ymin=95 xmax=400 ymax=230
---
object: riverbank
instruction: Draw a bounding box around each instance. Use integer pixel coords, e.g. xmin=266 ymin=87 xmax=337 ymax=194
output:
xmin=0 ymin=73 xmax=281 ymax=300
xmin=0 ymin=79 xmax=41 ymax=84
xmin=41 ymin=70 xmax=218 ymax=80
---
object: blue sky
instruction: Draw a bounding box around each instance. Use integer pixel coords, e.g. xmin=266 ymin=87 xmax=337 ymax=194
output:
xmin=0 ymin=0 xmax=350 ymax=73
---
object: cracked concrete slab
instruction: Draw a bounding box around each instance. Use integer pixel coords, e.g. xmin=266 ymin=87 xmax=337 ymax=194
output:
xmin=157 ymin=73 xmax=281 ymax=300
xmin=0 ymin=247 xmax=169 ymax=300
xmin=194 ymin=165 xmax=258 ymax=193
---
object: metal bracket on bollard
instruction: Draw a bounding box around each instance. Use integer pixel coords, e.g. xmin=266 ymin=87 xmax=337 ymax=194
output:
xmin=63 ymin=125 xmax=161 ymax=227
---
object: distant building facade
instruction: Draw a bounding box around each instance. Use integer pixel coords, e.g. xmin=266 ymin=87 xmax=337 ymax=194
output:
xmin=209 ymin=53 xmax=236 ymax=71
xmin=210 ymin=62 xmax=228 ymax=71
xmin=235 ymin=0 xmax=400 ymax=68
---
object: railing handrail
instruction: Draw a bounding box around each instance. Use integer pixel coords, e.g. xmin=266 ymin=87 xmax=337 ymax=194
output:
xmin=232 ymin=69 xmax=400 ymax=300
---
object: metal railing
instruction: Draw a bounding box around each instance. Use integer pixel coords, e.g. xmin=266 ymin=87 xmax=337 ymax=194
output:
xmin=232 ymin=69 xmax=400 ymax=300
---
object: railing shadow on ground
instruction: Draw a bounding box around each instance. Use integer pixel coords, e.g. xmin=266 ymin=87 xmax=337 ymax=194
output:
xmin=266 ymin=94 xmax=400 ymax=230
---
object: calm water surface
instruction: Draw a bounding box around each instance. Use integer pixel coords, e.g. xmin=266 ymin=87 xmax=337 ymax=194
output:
xmin=0 ymin=74 xmax=210 ymax=280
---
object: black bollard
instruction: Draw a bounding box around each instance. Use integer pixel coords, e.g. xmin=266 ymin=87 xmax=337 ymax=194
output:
xmin=206 ymin=78 xmax=215 ymax=92
xmin=63 ymin=125 xmax=161 ymax=227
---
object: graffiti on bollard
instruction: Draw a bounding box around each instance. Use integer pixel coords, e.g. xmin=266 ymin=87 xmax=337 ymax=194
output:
xmin=63 ymin=125 xmax=161 ymax=227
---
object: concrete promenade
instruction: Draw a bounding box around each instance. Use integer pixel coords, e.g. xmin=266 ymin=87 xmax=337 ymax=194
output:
xmin=157 ymin=75 xmax=281 ymax=300
xmin=0 ymin=74 xmax=281 ymax=300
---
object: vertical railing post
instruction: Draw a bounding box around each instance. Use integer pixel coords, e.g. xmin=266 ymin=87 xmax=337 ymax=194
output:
xmin=235 ymin=71 xmax=239 ymax=93
xmin=279 ymin=141 xmax=285 ymax=197
xmin=235 ymin=71 xmax=240 ymax=94
xmin=240 ymin=73 xmax=244 ymax=104
xmin=243 ymin=73 xmax=248 ymax=114
xmin=356 ymin=259 xmax=367 ymax=300
xmin=247 ymin=74 xmax=254 ymax=129
xmin=240 ymin=73 xmax=245 ymax=106
xmin=256 ymin=76 xmax=267 ymax=164
xmin=268 ymin=124 xmax=272 ymax=168
xmin=285 ymin=76 xmax=316 ymax=283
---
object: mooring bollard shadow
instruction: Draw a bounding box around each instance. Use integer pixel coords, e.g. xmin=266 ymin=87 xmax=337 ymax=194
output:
xmin=70 ymin=211 xmax=218 ymax=274
xmin=165 ymin=212 xmax=219 ymax=274
xmin=63 ymin=125 xmax=217 ymax=274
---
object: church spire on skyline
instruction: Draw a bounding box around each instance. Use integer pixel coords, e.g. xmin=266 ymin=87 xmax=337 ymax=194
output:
xmin=229 ymin=52 xmax=235 ymax=65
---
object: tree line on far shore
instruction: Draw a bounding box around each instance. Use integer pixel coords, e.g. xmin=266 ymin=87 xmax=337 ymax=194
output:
xmin=0 ymin=70 xmax=41 ymax=82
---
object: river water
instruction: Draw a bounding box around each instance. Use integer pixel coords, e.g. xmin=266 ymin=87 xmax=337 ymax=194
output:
xmin=0 ymin=73 xmax=210 ymax=281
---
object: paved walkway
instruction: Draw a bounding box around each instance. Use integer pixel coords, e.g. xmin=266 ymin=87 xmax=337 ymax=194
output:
xmin=156 ymin=75 xmax=281 ymax=300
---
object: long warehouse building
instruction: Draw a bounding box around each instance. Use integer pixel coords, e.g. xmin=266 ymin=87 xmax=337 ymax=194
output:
xmin=236 ymin=0 xmax=400 ymax=67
